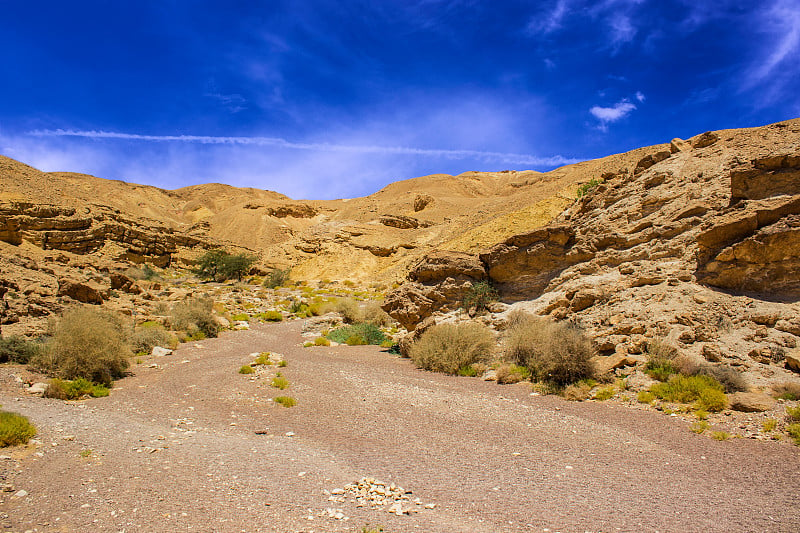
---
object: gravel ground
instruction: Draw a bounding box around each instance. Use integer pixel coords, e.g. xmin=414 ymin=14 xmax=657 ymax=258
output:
xmin=1 ymin=320 xmax=799 ymax=532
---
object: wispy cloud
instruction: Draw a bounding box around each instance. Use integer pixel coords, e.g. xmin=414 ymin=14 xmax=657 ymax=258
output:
xmin=204 ymin=92 xmax=247 ymax=113
xmin=635 ymin=91 xmax=645 ymax=102
xmin=527 ymin=0 xmax=571 ymax=35
xmin=747 ymin=0 xmax=800 ymax=85
xmin=28 ymin=129 xmax=577 ymax=167
xmin=589 ymin=99 xmax=636 ymax=131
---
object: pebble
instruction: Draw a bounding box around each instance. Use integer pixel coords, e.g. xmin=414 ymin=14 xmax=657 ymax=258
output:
xmin=14 ymin=490 xmax=28 ymax=498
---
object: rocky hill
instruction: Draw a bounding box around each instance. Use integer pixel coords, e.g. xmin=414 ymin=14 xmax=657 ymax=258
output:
xmin=2 ymin=118 xmax=800 ymax=394
xmin=383 ymin=119 xmax=800 ymax=390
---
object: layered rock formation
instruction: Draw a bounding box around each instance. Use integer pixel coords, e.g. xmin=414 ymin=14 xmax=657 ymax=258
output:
xmin=384 ymin=119 xmax=800 ymax=388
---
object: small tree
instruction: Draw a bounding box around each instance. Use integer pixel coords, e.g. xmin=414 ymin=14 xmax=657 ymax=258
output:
xmin=461 ymin=281 xmax=498 ymax=314
xmin=220 ymin=253 xmax=257 ymax=281
xmin=194 ymin=250 xmax=227 ymax=281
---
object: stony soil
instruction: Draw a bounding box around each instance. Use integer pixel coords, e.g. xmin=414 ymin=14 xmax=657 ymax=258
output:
xmin=2 ymin=320 xmax=800 ymax=532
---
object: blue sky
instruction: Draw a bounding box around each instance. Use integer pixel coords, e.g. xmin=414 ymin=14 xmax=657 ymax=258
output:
xmin=1 ymin=0 xmax=798 ymax=199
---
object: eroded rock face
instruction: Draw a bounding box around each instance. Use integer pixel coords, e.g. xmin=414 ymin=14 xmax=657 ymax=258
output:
xmin=384 ymin=120 xmax=800 ymax=387
xmin=57 ymin=277 xmax=105 ymax=304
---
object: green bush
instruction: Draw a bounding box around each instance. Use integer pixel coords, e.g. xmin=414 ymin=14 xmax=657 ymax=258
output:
xmin=593 ymin=385 xmax=615 ymax=401
xmin=637 ymin=390 xmax=655 ymax=403
xmin=263 ymin=267 xmax=291 ymax=289
xmin=239 ymin=365 xmax=255 ymax=374
xmin=576 ymin=178 xmax=604 ymax=198
xmin=0 ymin=410 xmax=36 ymax=447
xmin=314 ymin=337 xmax=331 ymax=346
xmin=31 ymin=307 xmax=130 ymax=385
xmin=169 ymin=298 xmax=219 ymax=338
xmin=649 ymin=374 xmax=727 ymax=412
xmin=271 ymin=373 xmax=289 ymax=390
xmin=44 ymin=378 xmax=109 ymax=400
xmin=257 ymin=310 xmax=284 ymax=322
xmin=505 ymin=316 xmax=595 ymax=386
xmin=408 ymin=322 xmax=495 ymax=374
xmin=644 ymin=338 xmax=678 ymax=381
xmin=787 ymin=423 xmax=800 ymax=445
xmin=326 ymin=324 xmax=387 ymax=345
xmin=786 ymin=406 xmax=800 ymax=421
xmin=230 ymin=313 xmax=250 ymax=322
xmin=131 ymin=322 xmax=173 ymax=355
xmin=461 ymin=281 xmax=498 ymax=314
xmin=0 ymin=335 xmax=42 ymax=364
xmin=273 ymin=396 xmax=296 ymax=407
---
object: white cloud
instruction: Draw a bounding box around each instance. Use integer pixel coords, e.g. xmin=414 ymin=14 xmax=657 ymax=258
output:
xmin=607 ymin=13 xmax=637 ymax=48
xmin=28 ymin=129 xmax=575 ymax=168
xmin=527 ymin=0 xmax=571 ymax=35
xmin=748 ymin=0 xmax=800 ymax=85
xmin=589 ymin=99 xmax=636 ymax=130
xmin=635 ymin=91 xmax=645 ymax=102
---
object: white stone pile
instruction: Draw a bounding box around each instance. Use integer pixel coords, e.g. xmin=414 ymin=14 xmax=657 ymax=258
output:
xmin=325 ymin=477 xmax=436 ymax=516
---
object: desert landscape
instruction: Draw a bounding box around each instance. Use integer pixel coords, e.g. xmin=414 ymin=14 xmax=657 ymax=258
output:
xmin=1 ymin=118 xmax=800 ymax=531
xmin=3 ymin=1 xmax=800 ymax=531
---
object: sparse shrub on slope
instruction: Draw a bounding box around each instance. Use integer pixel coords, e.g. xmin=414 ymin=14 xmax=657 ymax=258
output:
xmin=649 ymin=374 xmax=728 ymax=412
xmin=169 ymin=297 xmax=219 ymax=339
xmin=31 ymin=307 xmax=130 ymax=385
xmin=408 ymin=322 xmax=495 ymax=375
xmin=263 ymin=267 xmax=291 ymax=289
xmin=505 ymin=315 xmax=595 ymax=386
xmin=461 ymin=281 xmax=498 ymax=314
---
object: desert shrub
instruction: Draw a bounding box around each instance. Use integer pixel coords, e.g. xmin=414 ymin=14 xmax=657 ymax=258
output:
xmin=408 ymin=322 xmax=495 ymax=375
xmin=362 ymin=301 xmax=392 ymax=326
xmin=326 ymin=324 xmax=387 ymax=345
xmin=698 ymin=365 xmax=747 ymax=393
xmin=44 ymin=378 xmax=109 ymax=399
xmin=257 ymin=311 xmax=283 ymax=322
xmin=504 ymin=309 xmax=533 ymax=330
xmin=562 ymin=381 xmax=593 ymax=401
xmin=637 ymin=390 xmax=656 ymax=403
xmin=230 ymin=313 xmax=250 ymax=322
xmin=0 ymin=335 xmax=42 ymax=364
xmin=271 ymin=373 xmax=289 ymax=390
xmin=253 ymin=352 xmax=273 ymax=365
xmin=644 ymin=338 xmax=678 ymax=381
xmin=650 ymin=374 xmax=727 ymax=412
xmin=131 ymin=322 xmax=173 ymax=355
xmin=0 ymin=410 xmax=36 ymax=447
xmin=576 ymin=177 xmax=604 ymax=198
xmin=711 ymin=431 xmax=731 ymax=441
xmin=329 ymin=298 xmax=362 ymax=323
xmin=593 ymin=385 xmax=615 ymax=401
xmin=786 ymin=406 xmax=800 ymax=422
xmin=314 ymin=337 xmax=331 ymax=346
xmin=505 ymin=316 xmax=595 ymax=386
xmin=124 ymin=264 xmax=159 ymax=281
xmin=461 ymin=281 xmax=498 ymax=314
xmin=762 ymin=419 xmax=778 ymax=432
xmin=495 ymin=364 xmax=531 ymax=384
xmin=345 ymin=335 xmax=368 ymax=345
xmin=239 ymin=365 xmax=254 ymax=374
xmin=31 ymin=307 xmax=130 ymax=385
xmin=264 ymin=268 xmax=291 ymax=289
xmin=278 ymin=359 xmax=287 ymax=367
xmin=787 ymin=423 xmax=800 ymax=445
xmin=457 ymin=365 xmax=479 ymax=377
xmin=169 ymin=298 xmax=219 ymax=338
xmin=771 ymin=382 xmax=800 ymax=400
xmin=273 ymin=396 xmax=296 ymax=407
xmin=691 ymin=421 xmax=710 ymax=434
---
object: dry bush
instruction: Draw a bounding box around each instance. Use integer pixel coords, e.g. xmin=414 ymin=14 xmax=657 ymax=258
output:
xmin=675 ymin=356 xmax=747 ymax=393
xmin=505 ymin=316 xmax=595 ymax=386
xmin=361 ymin=300 xmax=392 ymax=326
xmin=321 ymin=298 xmax=361 ymax=323
xmin=31 ymin=307 xmax=131 ymax=385
xmin=131 ymin=322 xmax=174 ymax=354
xmin=169 ymin=297 xmax=219 ymax=338
xmin=772 ymin=382 xmax=800 ymax=400
xmin=409 ymin=322 xmax=495 ymax=374
xmin=495 ymin=364 xmax=531 ymax=384
xmin=0 ymin=336 xmax=42 ymax=364
xmin=562 ymin=381 xmax=593 ymax=401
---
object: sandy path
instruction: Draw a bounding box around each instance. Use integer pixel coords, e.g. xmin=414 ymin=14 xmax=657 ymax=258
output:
xmin=1 ymin=320 xmax=799 ymax=532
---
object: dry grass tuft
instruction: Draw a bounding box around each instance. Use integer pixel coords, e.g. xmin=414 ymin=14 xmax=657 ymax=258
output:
xmin=409 ymin=322 xmax=495 ymax=375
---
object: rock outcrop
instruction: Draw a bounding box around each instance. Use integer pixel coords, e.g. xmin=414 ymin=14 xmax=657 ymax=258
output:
xmin=384 ymin=119 xmax=800 ymax=389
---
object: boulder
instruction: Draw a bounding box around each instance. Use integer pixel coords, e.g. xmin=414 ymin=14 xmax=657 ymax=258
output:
xmin=786 ymin=352 xmax=800 ymax=374
xmin=669 ymin=138 xmax=691 ymax=153
xmin=728 ymin=392 xmax=776 ymax=412
xmin=57 ymin=278 xmax=104 ymax=304
xmin=151 ymin=346 xmax=173 ymax=357
xmin=592 ymin=353 xmax=638 ymax=375
xmin=691 ymin=131 xmax=719 ymax=149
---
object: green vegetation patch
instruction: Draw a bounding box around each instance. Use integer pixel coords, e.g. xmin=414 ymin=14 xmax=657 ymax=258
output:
xmin=44 ymin=378 xmax=109 ymax=400
xmin=0 ymin=410 xmax=37 ymax=447
xmin=649 ymin=374 xmax=727 ymax=412
xmin=326 ymin=323 xmax=387 ymax=345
